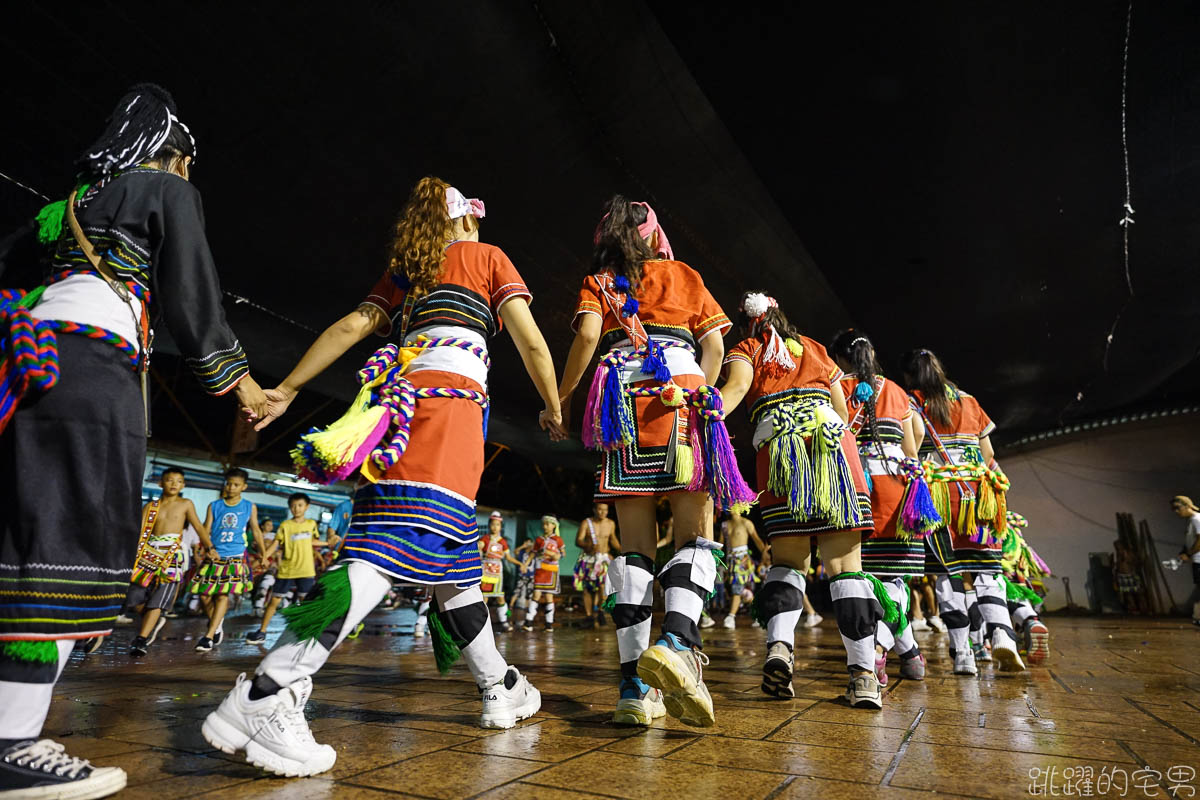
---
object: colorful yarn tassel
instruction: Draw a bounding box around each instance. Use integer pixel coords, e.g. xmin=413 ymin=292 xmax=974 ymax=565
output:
xmin=999 ymin=575 xmax=1043 ymax=605
xmin=897 ymin=471 xmax=941 ymax=540
xmin=580 ymin=364 xmax=606 ymax=449
xmin=428 ymin=610 xmax=464 ymax=674
xmin=640 ymin=337 xmax=672 ymax=383
xmin=691 ymin=386 xmax=756 ymax=513
xmin=674 ymin=440 xmax=695 ymax=485
xmin=768 ymin=428 xmax=813 ymax=520
xmin=291 ymin=382 xmax=390 ymax=484
xmin=597 ymin=355 xmax=636 ymax=450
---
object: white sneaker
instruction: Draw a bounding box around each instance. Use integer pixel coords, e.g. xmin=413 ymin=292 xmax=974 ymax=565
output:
xmin=146 ymin=615 xmax=168 ymax=646
xmin=928 ymin=616 xmax=947 ymax=633
xmin=991 ymin=630 xmax=1026 ymax=672
xmin=750 ymin=619 xmax=761 ymax=628
xmin=0 ymin=738 xmax=127 ymax=799
xmin=761 ymin=642 xmax=795 ymax=699
xmin=846 ymin=672 xmax=883 ymax=709
xmin=115 ymin=614 xmax=134 ymax=625
xmin=201 ymin=673 xmax=336 ymax=777
xmin=637 ymin=635 xmax=715 ymax=728
xmin=699 ymin=614 xmax=716 ymax=629
xmin=480 ymin=667 xmax=541 ymax=729
xmin=953 ymin=651 xmax=978 ymax=675
xmin=803 ymin=613 xmax=823 ymax=628
xmin=413 ymin=625 xmax=427 ymax=638
xmin=613 ymin=679 xmax=667 ymax=726
xmin=910 ymin=618 xmax=931 ymax=632
xmin=722 ymin=615 xmax=736 ymax=629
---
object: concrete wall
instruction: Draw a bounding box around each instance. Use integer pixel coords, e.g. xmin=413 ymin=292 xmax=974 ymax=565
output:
xmin=1000 ymin=414 xmax=1200 ymax=612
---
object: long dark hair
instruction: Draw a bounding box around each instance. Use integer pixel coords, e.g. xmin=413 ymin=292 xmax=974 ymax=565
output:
xmin=592 ymin=195 xmax=655 ymax=289
xmin=900 ymin=348 xmax=957 ymax=427
xmin=832 ymin=329 xmax=885 ymax=453
xmin=737 ymin=291 xmax=804 ymax=340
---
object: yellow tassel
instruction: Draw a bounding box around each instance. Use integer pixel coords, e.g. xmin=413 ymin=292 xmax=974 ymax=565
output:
xmin=930 ymin=481 xmax=951 ymax=526
xmin=976 ymin=478 xmax=998 ymax=525
xmin=958 ymin=496 xmax=978 ymax=538
xmin=294 ymin=383 xmax=387 ymax=470
xmin=785 ymin=338 xmax=804 ymax=358
xmin=674 ymin=442 xmax=694 ymax=485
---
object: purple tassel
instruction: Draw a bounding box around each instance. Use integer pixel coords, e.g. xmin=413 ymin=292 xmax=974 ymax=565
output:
xmin=690 ymin=387 xmax=756 ymax=512
xmin=327 ymin=414 xmax=392 ymax=482
xmin=640 ymin=338 xmax=672 ymax=383
xmin=581 ymin=366 xmax=606 ymax=449
xmin=686 ymin=412 xmax=706 ymax=491
xmin=899 ymin=475 xmax=941 ymax=538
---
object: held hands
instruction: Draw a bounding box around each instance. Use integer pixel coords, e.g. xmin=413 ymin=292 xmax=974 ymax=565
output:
xmin=539 ymin=405 xmax=567 ymax=441
xmin=244 ymin=386 xmax=298 ymax=431
xmin=234 ymin=375 xmax=269 ymax=422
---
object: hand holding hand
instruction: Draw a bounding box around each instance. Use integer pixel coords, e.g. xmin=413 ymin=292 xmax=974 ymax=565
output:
xmin=539 ymin=406 xmax=566 ymax=441
xmin=235 ymin=375 xmax=269 ymax=423
xmin=249 ymin=386 xmax=298 ymax=431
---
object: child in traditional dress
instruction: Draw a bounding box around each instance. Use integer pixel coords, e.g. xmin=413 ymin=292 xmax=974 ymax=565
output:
xmin=574 ymin=502 xmax=619 ymax=627
xmin=900 ymin=349 xmax=1023 ymax=674
xmin=128 ymin=467 xmax=211 ymax=657
xmin=523 ymin=516 xmax=567 ymax=631
xmin=480 ymin=511 xmax=525 ymax=632
xmin=721 ymin=507 xmax=766 ymax=628
xmin=721 ymin=293 xmax=886 ymax=709
xmin=204 ymin=177 xmax=561 ymax=776
xmin=553 ymin=196 xmax=750 ymax=728
xmin=246 ymin=494 xmax=325 ymax=644
xmin=831 ymin=330 xmax=941 ymax=685
xmin=191 ymin=468 xmax=269 ymax=652
xmin=0 ymin=84 xmax=268 ymax=799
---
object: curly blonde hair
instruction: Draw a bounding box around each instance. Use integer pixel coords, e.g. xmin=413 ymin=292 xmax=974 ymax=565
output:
xmin=387 ymin=176 xmax=457 ymax=297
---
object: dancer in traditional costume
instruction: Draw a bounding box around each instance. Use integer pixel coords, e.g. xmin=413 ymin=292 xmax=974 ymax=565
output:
xmin=721 ymin=293 xmax=889 ymax=709
xmin=831 ymin=330 xmax=942 ymax=685
xmin=128 ymin=467 xmax=210 ymax=657
xmin=900 ymin=348 xmax=1022 ymax=674
xmin=1001 ymin=511 xmax=1051 ymax=664
xmin=720 ymin=507 xmax=766 ymax=628
xmin=522 ymin=516 xmax=566 ymax=631
xmin=203 ymin=177 xmax=562 ymax=776
xmin=553 ymin=196 xmax=751 ymax=728
xmin=480 ymin=511 xmax=523 ymax=632
xmin=573 ymin=502 xmax=618 ymax=627
xmin=0 ymin=84 xmax=267 ymax=799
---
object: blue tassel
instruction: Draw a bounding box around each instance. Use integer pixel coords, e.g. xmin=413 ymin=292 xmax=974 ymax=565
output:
xmin=853 ymin=381 xmax=875 ymax=403
xmin=864 ymin=471 xmax=874 ymax=494
xmin=621 ymin=296 xmax=639 ymax=318
xmin=640 ymin=338 xmax=672 ymax=383
xmin=598 ymin=363 xmax=634 ymax=449
xmin=482 ymin=403 xmax=490 ymax=441
xmin=614 ymin=275 xmax=631 ymax=292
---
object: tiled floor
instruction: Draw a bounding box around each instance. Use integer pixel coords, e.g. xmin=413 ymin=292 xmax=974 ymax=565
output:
xmin=49 ymin=611 xmax=1200 ymax=799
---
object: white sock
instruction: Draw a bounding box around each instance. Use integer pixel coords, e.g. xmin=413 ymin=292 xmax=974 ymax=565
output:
xmin=545 ymin=602 xmax=555 ymax=624
xmin=525 ymin=603 xmax=539 ymax=625
xmin=0 ymin=640 xmax=74 ymax=739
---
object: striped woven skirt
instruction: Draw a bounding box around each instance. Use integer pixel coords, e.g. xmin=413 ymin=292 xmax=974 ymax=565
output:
xmin=533 ymin=560 xmax=561 ymax=594
xmin=595 ymin=374 xmax=705 ymax=499
xmin=0 ymin=336 xmax=143 ymax=641
xmin=923 ymin=479 xmax=1002 ymax=575
xmin=756 ymin=429 xmax=873 ymax=539
xmin=339 ymin=369 xmax=485 ymax=587
xmin=861 ymin=472 xmax=925 ymax=577
xmin=188 ymin=556 xmax=251 ymax=596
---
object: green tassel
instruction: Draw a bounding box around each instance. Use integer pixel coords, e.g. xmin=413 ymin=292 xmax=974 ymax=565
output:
xmin=428 ymin=610 xmax=464 ymax=674
xmin=34 ymin=185 xmax=90 ymax=246
xmin=835 ymin=571 xmax=902 ymax=630
xmin=748 ymin=595 xmax=767 ymax=627
xmin=1000 ymin=575 xmax=1042 ymax=605
xmin=280 ymin=566 xmax=352 ymax=642
xmin=1 ymin=640 xmax=60 ymax=663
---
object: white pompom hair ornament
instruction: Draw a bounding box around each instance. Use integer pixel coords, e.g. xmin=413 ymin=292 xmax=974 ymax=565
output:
xmin=742 ymin=292 xmax=771 ymax=319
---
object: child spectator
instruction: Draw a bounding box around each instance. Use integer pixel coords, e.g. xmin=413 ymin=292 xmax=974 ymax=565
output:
xmin=246 ymin=494 xmax=324 ymax=644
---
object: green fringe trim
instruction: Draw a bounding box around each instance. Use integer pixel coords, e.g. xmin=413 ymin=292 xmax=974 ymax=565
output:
xmin=34 ymin=185 xmax=90 ymax=246
xmin=748 ymin=595 xmax=767 ymax=627
xmin=1 ymin=640 xmax=60 ymax=663
xmin=428 ymin=610 xmax=465 ymax=674
xmin=280 ymin=566 xmax=352 ymax=642
xmin=835 ymin=571 xmax=902 ymax=630
xmin=1000 ymin=575 xmax=1042 ymax=605
xmin=600 ymin=593 xmax=616 ymax=612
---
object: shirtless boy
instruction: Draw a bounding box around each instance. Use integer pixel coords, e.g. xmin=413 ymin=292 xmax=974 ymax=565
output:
xmin=129 ymin=467 xmax=212 ymax=656
xmin=575 ymin=502 xmax=620 ymax=627
xmin=721 ymin=507 xmax=766 ymax=629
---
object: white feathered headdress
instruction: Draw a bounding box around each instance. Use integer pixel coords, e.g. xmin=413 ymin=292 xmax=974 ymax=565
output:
xmin=741 ymin=292 xmax=795 ymax=372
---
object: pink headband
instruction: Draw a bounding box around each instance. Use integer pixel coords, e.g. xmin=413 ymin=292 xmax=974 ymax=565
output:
xmin=593 ymin=201 xmax=674 ymax=260
xmin=447 ymin=186 xmax=486 ymax=220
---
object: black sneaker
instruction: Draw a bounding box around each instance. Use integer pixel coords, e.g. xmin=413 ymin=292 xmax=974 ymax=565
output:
xmin=521 ymin=623 xmax=534 ymax=632
xmin=75 ymin=636 xmax=106 ymax=656
xmin=212 ymin=629 xmax=224 ymax=646
xmin=245 ymin=629 xmax=267 ymax=644
xmin=596 ymin=612 xmax=607 ymax=627
xmin=0 ymin=739 xmax=126 ymax=799
xmin=498 ymin=622 xmax=513 ymax=633
xmin=544 ymin=622 xmax=554 ymax=632
xmin=129 ymin=636 xmax=149 ymax=657
xmin=195 ymin=636 xmax=214 ymax=652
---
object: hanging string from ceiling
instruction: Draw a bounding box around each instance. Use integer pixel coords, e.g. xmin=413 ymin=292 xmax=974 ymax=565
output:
xmin=0 ymin=168 xmax=317 ymax=335
xmin=1104 ymin=0 xmax=1136 ymax=373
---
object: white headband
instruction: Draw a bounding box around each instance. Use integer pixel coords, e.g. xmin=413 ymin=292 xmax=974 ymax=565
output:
xmin=447 ymin=186 xmax=486 ymax=220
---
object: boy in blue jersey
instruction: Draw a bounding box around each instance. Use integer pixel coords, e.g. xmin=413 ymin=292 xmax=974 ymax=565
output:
xmin=190 ymin=468 xmax=270 ymax=651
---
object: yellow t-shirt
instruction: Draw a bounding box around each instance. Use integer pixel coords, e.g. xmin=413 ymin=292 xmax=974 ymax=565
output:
xmin=277 ymin=518 xmax=320 ymax=579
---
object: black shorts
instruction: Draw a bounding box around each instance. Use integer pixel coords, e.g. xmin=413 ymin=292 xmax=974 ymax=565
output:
xmin=125 ymin=579 xmax=181 ymax=612
xmin=273 ymin=576 xmax=316 ymax=599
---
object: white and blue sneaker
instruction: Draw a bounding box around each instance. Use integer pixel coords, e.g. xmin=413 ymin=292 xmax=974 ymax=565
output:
xmin=613 ymin=676 xmax=666 ymax=726
xmin=637 ymin=632 xmax=714 ymax=728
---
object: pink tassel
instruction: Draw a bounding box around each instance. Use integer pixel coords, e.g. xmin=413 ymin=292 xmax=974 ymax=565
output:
xmin=327 ymin=414 xmax=393 ymax=482
xmin=686 ymin=410 xmax=706 ymax=491
xmin=581 ymin=366 xmax=606 ymax=449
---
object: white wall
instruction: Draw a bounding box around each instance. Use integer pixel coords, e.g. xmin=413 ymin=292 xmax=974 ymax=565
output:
xmin=1000 ymin=414 xmax=1200 ymax=612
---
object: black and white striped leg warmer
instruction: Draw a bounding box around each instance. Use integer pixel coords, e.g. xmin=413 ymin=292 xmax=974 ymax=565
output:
xmin=935 ymin=575 xmax=970 ymax=657
xmin=973 ymin=574 xmax=1018 ymax=645
xmin=544 ymin=600 xmax=555 ymax=624
xmin=435 ymin=584 xmax=508 ymax=688
xmin=0 ymin=640 xmax=73 ymax=739
xmin=258 ymin=561 xmax=392 ymax=693
xmin=659 ymin=541 xmax=720 ymax=650
xmin=966 ymin=589 xmax=984 ymax=648
xmin=1008 ymin=598 xmax=1037 ymax=632
xmin=760 ymin=566 xmax=806 ymax=650
xmin=830 ymin=572 xmax=884 ymax=674
xmin=524 ymin=602 xmax=539 ymax=625
xmin=880 ymin=578 xmax=919 ymax=660
xmin=493 ymin=600 xmax=510 ymax=626
xmin=609 ymin=553 xmax=656 ymax=678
